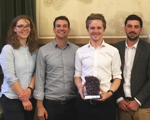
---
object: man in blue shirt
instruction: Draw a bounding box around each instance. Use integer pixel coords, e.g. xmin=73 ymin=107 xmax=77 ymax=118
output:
xmin=34 ymin=16 xmax=79 ymax=120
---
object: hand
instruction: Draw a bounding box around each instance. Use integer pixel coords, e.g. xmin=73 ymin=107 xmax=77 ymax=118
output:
xmin=78 ymin=82 xmax=85 ymax=100
xmin=118 ymin=99 xmax=130 ymax=111
xmin=22 ymin=100 xmax=33 ymax=111
xmin=19 ymin=88 xmax=31 ymax=102
xmin=97 ymin=88 xmax=112 ymax=101
xmin=127 ymin=100 xmax=139 ymax=111
xmin=37 ymin=106 xmax=48 ymax=120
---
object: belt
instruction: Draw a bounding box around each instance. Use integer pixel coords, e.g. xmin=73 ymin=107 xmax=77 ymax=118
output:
xmin=44 ymin=98 xmax=75 ymax=104
xmin=89 ymin=99 xmax=97 ymax=105
xmin=125 ymin=97 xmax=134 ymax=101
xmin=84 ymin=99 xmax=99 ymax=105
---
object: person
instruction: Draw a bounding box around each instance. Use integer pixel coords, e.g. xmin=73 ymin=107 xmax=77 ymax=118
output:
xmin=147 ymin=34 xmax=150 ymax=43
xmin=74 ymin=13 xmax=122 ymax=120
xmin=0 ymin=15 xmax=38 ymax=120
xmin=115 ymin=14 xmax=150 ymax=120
xmin=34 ymin=16 xmax=79 ymax=120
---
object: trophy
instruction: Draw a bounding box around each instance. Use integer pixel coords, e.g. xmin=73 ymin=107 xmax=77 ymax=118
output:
xmin=84 ymin=76 xmax=102 ymax=99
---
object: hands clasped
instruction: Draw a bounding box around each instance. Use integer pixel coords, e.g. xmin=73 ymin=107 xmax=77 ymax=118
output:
xmin=78 ymin=83 xmax=112 ymax=101
xmin=19 ymin=88 xmax=33 ymax=111
xmin=119 ymin=99 xmax=139 ymax=111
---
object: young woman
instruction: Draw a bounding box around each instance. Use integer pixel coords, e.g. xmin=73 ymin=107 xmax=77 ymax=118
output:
xmin=0 ymin=15 xmax=38 ymax=120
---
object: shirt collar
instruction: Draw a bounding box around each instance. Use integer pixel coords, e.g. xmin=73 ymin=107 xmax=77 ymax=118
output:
xmin=53 ymin=39 xmax=69 ymax=48
xmin=87 ymin=40 xmax=106 ymax=48
xmin=125 ymin=39 xmax=139 ymax=49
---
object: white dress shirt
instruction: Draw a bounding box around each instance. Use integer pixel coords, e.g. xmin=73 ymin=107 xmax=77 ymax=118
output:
xmin=123 ymin=41 xmax=137 ymax=97
xmin=117 ymin=40 xmax=141 ymax=105
xmin=75 ymin=40 xmax=122 ymax=92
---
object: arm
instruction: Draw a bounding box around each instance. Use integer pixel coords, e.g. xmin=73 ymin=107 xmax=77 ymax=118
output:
xmin=34 ymin=48 xmax=46 ymax=118
xmin=0 ymin=45 xmax=25 ymax=96
xmin=10 ymin=77 xmax=34 ymax=111
xmin=99 ymin=48 xmax=122 ymax=101
xmin=37 ymin=100 xmax=48 ymax=120
xmin=74 ymin=49 xmax=85 ymax=99
xmin=99 ymin=78 xmax=121 ymax=101
xmin=109 ymin=78 xmax=121 ymax=93
xmin=19 ymin=76 xmax=35 ymax=101
xmin=29 ymin=75 xmax=35 ymax=88
xmin=34 ymin=49 xmax=45 ymax=100
xmin=126 ymin=44 xmax=150 ymax=111
xmin=74 ymin=77 xmax=85 ymax=99
xmin=0 ymin=45 xmax=23 ymax=92
xmin=10 ymin=81 xmax=23 ymax=95
xmin=0 ymin=45 xmax=33 ymax=111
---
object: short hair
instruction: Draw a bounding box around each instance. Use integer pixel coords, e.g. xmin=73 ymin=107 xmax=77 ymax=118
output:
xmin=7 ymin=15 xmax=37 ymax=52
xmin=53 ymin=16 xmax=70 ymax=28
xmin=86 ymin=13 xmax=106 ymax=29
xmin=125 ymin=14 xmax=143 ymax=27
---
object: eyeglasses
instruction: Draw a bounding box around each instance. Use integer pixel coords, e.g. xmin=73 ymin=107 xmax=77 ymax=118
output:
xmin=16 ymin=24 xmax=31 ymax=30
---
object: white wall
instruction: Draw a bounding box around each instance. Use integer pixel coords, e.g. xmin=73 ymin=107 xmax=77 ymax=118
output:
xmin=36 ymin=0 xmax=150 ymax=40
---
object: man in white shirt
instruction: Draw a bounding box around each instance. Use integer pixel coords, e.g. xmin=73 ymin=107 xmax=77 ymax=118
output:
xmin=115 ymin=14 xmax=150 ymax=120
xmin=74 ymin=13 xmax=122 ymax=120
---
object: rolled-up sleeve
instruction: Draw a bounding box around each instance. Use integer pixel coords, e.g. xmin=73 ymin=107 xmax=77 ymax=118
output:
xmin=34 ymin=49 xmax=45 ymax=100
xmin=74 ymin=49 xmax=82 ymax=77
xmin=0 ymin=45 xmax=18 ymax=86
xmin=112 ymin=49 xmax=122 ymax=79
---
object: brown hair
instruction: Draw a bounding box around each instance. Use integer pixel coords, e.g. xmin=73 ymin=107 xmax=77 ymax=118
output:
xmin=86 ymin=13 xmax=106 ymax=30
xmin=53 ymin=16 xmax=70 ymax=28
xmin=7 ymin=15 xmax=37 ymax=52
xmin=125 ymin=14 xmax=143 ymax=27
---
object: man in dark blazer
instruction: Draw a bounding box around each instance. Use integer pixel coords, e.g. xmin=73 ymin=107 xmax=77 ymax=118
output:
xmin=115 ymin=14 xmax=150 ymax=120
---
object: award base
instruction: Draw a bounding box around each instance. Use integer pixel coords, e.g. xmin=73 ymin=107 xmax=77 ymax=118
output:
xmin=84 ymin=94 xmax=102 ymax=99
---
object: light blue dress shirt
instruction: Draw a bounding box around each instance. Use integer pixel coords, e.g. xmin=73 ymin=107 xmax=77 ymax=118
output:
xmin=34 ymin=40 xmax=79 ymax=100
xmin=0 ymin=44 xmax=38 ymax=99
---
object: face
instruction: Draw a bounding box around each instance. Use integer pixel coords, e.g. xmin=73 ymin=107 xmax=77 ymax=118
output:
xmin=87 ymin=20 xmax=105 ymax=42
xmin=125 ymin=20 xmax=142 ymax=41
xmin=53 ymin=20 xmax=70 ymax=40
xmin=14 ymin=19 xmax=31 ymax=40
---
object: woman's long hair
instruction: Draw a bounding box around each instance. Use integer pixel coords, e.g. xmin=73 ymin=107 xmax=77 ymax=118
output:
xmin=7 ymin=15 xmax=37 ymax=52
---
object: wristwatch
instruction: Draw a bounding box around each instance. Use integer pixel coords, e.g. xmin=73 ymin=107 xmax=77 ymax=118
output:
xmin=28 ymin=87 xmax=34 ymax=95
xmin=107 ymin=90 xmax=114 ymax=94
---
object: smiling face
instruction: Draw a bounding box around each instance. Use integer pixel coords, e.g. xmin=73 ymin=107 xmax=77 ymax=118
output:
xmin=125 ymin=20 xmax=142 ymax=41
xmin=87 ymin=19 xmax=105 ymax=43
xmin=53 ymin=20 xmax=70 ymax=40
xmin=14 ymin=19 xmax=31 ymax=41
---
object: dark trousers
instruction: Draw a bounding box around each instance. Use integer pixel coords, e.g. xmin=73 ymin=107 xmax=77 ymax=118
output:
xmin=43 ymin=98 xmax=77 ymax=120
xmin=76 ymin=95 xmax=117 ymax=120
xmin=1 ymin=94 xmax=36 ymax=120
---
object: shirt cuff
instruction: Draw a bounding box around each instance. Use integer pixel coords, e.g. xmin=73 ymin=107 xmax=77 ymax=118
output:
xmin=74 ymin=71 xmax=81 ymax=77
xmin=134 ymin=97 xmax=141 ymax=106
xmin=116 ymin=97 xmax=124 ymax=104
xmin=33 ymin=90 xmax=44 ymax=100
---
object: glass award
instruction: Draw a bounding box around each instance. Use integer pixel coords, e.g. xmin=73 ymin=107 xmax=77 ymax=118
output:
xmin=84 ymin=76 xmax=102 ymax=99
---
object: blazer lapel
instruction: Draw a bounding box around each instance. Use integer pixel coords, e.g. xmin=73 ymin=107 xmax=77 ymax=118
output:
xmin=132 ymin=40 xmax=144 ymax=70
xmin=120 ymin=42 xmax=126 ymax=71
